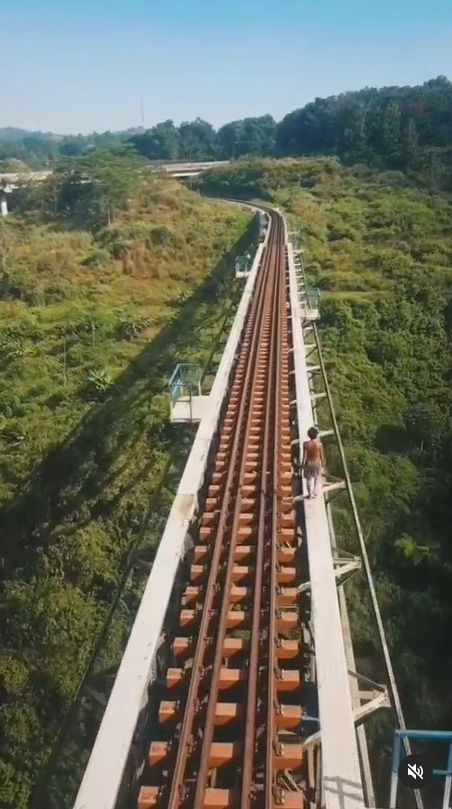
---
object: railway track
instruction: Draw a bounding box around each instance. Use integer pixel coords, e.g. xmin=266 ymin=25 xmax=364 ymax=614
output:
xmin=138 ymin=211 xmax=306 ymax=809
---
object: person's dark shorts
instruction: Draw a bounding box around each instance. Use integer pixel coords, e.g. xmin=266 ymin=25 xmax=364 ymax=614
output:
xmin=303 ymin=461 xmax=321 ymax=479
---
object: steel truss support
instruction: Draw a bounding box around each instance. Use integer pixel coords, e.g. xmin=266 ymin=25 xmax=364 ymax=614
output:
xmin=304 ymin=345 xmax=317 ymax=359
xmin=297 ymin=555 xmax=361 ymax=594
xmin=293 ymin=475 xmax=346 ymax=502
xmin=291 ymin=230 xmax=422 ymax=809
xmin=83 ymin=668 xmax=118 ymax=708
xmin=303 ymin=685 xmax=390 ymax=749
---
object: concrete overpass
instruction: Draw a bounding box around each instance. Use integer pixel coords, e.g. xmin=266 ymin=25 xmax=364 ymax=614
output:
xmin=0 ymin=170 xmax=51 ymax=185
xmin=0 ymin=160 xmax=229 ymax=214
xmin=0 ymin=161 xmax=229 ymax=188
xmin=159 ymin=160 xmax=230 ymax=177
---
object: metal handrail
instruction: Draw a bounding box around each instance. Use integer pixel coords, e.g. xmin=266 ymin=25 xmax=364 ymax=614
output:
xmin=296 ymin=245 xmax=423 ymax=809
xmin=390 ymin=730 xmax=452 ymax=809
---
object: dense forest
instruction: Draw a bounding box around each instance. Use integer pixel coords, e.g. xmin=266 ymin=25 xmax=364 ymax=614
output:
xmin=196 ymin=158 xmax=452 ymax=740
xmin=0 ymin=149 xmax=252 ymax=807
xmin=1 ymin=76 xmax=452 ymax=181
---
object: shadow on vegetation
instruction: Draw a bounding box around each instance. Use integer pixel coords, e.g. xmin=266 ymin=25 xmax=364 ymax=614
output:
xmin=0 ymin=225 xmax=253 ymax=576
xmin=374 ymin=423 xmax=412 ymax=454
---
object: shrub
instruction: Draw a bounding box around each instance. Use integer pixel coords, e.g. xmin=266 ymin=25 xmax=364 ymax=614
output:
xmin=116 ymin=314 xmax=152 ymax=341
xmin=86 ymin=369 xmax=113 ymax=398
xmin=150 ymin=225 xmax=174 ymax=245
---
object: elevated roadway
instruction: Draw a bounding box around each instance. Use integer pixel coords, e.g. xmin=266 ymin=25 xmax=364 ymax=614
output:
xmin=160 ymin=160 xmax=230 ymax=177
xmin=0 ymin=160 xmax=229 ymax=190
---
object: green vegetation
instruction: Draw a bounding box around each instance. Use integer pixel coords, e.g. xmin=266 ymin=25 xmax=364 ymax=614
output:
xmin=196 ymin=158 xmax=452 ymax=734
xmin=2 ymin=74 xmax=452 ymax=803
xmin=2 ymin=77 xmax=452 ymax=186
xmin=0 ymin=127 xmax=142 ymax=168
xmin=15 ymin=145 xmax=149 ymax=230
xmin=0 ymin=153 xmax=252 ymax=807
xmin=129 ymin=115 xmax=278 ymax=161
xmin=275 ymin=76 xmax=452 ymax=169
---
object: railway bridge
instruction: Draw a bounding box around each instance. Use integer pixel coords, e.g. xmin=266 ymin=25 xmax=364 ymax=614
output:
xmin=33 ymin=205 xmax=450 ymax=809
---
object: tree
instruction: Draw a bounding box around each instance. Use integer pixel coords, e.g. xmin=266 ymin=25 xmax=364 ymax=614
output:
xmin=276 ymin=98 xmax=337 ymax=155
xmin=381 ymin=101 xmax=401 ymax=153
xmin=22 ymin=135 xmax=59 ymax=163
xmin=179 ymin=118 xmax=216 ymax=160
xmin=401 ymin=118 xmax=419 ymax=166
xmin=59 ymin=136 xmax=86 ymax=157
xmin=54 ymin=146 xmax=146 ymax=228
xmin=216 ymin=116 xmax=276 ymax=159
xmin=216 ymin=121 xmax=243 ymax=160
xmin=129 ymin=120 xmax=180 ymax=161
xmin=238 ymin=115 xmax=276 ymax=156
xmin=0 ymin=219 xmax=13 ymax=273
xmin=338 ymin=103 xmax=367 ymax=154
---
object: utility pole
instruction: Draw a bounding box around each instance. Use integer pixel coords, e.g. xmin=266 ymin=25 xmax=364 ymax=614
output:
xmin=140 ymin=95 xmax=145 ymax=129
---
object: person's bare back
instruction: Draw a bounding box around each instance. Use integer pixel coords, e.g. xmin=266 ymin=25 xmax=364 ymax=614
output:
xmin=302 ymin=427 xmax=325 ymax=498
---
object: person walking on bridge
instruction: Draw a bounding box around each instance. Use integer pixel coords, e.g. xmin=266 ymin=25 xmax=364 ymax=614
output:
xmin=302 ymin=427 xmax=324 ymax=499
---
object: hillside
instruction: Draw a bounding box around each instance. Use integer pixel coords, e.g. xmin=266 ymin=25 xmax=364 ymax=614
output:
xmin=2 ymin=77 xmax=451 ymax=183
xmin=2 ymin=143 xmax=452 ymax=805
xmin=0 ymin=164 xmax=252 ymax=807
xmin=0 ymin=128 xmax=141 ymax=168
xmin=0 ymin=128 xmax=59 ymax=142
xmin=196 ymin=158 xmax=452 ymax=736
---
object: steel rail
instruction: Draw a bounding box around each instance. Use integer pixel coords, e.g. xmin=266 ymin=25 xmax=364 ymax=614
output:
xmin=138 ymin=211 xmax=304 ymax=809
xmin=81 ymin=200 xmax=412 ymax=809
xmin=164 ymin=218 xmax=274 ymax=809
xmin=239 ymin=216 xmax=282 ymax=809
xmin=192 ymin=213 xmax=281 ymax=808
xmin=161 ymin=215 xmax=276 ymax=809
xmin=265 ymin=222 xmax=286 ymax=809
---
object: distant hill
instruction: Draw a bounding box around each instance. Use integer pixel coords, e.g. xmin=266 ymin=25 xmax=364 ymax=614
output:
xmin=0 ymin=127 xmax=63 ymax=142
xmin=0 ymin=126 xmax=144 ymax=143
xmin=0 ymin=126 xmax=144 ymax=141
xmin=0 ymin=127 xmax=145 ymax=167
xmin=1 ymin=76 xmax=451 ymax=177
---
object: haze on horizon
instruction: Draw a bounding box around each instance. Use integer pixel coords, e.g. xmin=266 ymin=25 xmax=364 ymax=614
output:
xmin=2 ymin=0 xmax=452 ymax=135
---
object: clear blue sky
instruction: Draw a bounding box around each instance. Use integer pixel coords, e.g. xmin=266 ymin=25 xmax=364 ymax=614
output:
xmin=2 ymin=0 xmax=452 ymax=134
